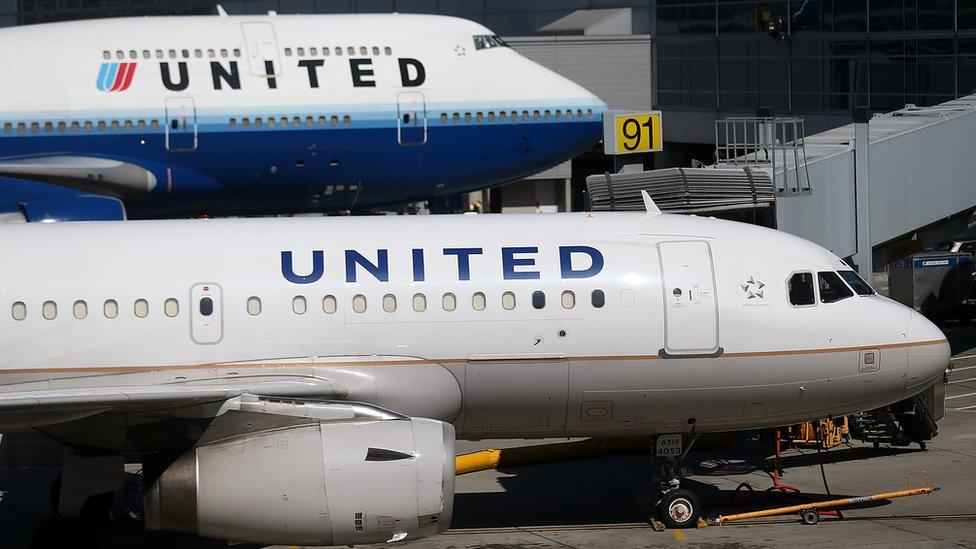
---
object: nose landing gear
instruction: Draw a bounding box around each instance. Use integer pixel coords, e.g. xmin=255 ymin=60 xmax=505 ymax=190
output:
xmin=651 ymin=433 xmax=704 ymax=529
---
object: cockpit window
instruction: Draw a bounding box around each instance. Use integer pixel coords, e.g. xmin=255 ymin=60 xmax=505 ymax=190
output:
xmin=473 ymin=35 xmax=509 ymax=50
xmin=818 ymin=271 xmax=854 ymax=303
xmin=838 ymin=270 xmax=875 ymax=295
xmin=788 ymin=272 xmax=815 ymax=306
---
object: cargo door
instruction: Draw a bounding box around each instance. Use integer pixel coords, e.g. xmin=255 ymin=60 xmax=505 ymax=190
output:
xmin=397 ymin=91 xmax=427 ymax=145
xmin=191 ymin=283 xmax=223 ymax=344
xmin=658 ymin=241 xmax=720 ymax=356
xmin=165 ymin=97 xmax=197 ymax=151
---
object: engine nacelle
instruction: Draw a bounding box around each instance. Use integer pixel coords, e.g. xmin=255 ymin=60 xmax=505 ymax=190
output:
xmin=144 ymin=417 xmax=455 ymax=546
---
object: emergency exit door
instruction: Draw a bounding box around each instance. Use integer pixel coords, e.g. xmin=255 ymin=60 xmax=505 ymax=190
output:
xmin=191 ymin=283 xmax=222 ymax=344
xmin=658 ymin=241 xmax=720 ymax=355
xmin=397 ymin=91 xmax=427 ymax=145
xmin=165 ymin=97 xmax=197 ymax=151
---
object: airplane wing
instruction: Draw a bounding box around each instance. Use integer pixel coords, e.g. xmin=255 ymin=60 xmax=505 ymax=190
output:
xmin=0 ymin=375 xmax=347 ymax=429
xmin=0 ymin=154 xmax=165 ymax=221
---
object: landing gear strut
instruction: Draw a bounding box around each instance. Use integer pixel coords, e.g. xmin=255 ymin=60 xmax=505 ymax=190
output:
xmin=652 ymin=433 xmax=702 ymax=529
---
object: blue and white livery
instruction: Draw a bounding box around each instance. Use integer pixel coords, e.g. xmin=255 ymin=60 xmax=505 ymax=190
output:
xmin=0 ymin=13 xmax=607 ymax=220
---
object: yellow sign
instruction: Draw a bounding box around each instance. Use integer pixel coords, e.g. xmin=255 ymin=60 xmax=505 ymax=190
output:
xmin=604 ymin=111 xmax=663 ymax=155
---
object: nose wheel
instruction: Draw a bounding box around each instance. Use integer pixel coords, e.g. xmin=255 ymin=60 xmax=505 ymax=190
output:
xmin=658 ymin=488 xmax=702 ymax=529
xmin=651 ymin=433 xmax=703 ymax=529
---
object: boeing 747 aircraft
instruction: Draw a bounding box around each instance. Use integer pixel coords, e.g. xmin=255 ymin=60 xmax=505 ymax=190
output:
xmin=0 ymin=13 xmax=606 ymax=221
xmin=0 ymin=205 xmax=949 ymax=546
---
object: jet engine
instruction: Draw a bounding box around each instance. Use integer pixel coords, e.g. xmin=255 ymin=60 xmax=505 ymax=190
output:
xmin=144 ymin=412 xmax=455 ymax=546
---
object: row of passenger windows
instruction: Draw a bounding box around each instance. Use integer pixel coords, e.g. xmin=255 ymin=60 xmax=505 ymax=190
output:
xmin=3 ymin=119 xmax=161 ymax=135
xmin=229 ymin=115 xmax=351 ymax=128
xmin=438 ymin=109 xmax=594 ymax=124
xmin=102 ymin=45 xmax=393 ymax=61
xmin=788 ymin=270 xmax=874 ymax=306
xmin=281 ymin=290 xmax=606 ymax=315
xmin=9 ymin=290 xmax=608 ymax=321
xmin=10 ymin=299 xmax=179 ymax=321
xmin=2 ymin=109 xmax=594 ymax=136
xmin=284 ymin=45 xmax=392 ymax=57
xmin=104 ymin=48 xmax=241 ymax=60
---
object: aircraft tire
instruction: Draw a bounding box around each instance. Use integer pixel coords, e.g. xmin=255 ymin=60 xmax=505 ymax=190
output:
xmin=657 ymin=489 xmax=701 ymax=529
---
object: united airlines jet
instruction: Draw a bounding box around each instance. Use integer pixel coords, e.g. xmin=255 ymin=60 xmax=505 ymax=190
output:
xmin=0 ymin=204 xmax=949 ymax=544
xmin=0 ymin=13 xmax=606 ymax=221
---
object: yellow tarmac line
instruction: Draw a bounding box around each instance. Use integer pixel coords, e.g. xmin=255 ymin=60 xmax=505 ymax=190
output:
xmin=672 ymin=529 xmax=686 ymax=540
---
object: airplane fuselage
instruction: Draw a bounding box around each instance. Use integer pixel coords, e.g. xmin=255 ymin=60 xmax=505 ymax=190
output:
xmin=0 ymin=14 xmax=606 ymax=217
xmin=0 ymin=212 xmax=949 ymax=452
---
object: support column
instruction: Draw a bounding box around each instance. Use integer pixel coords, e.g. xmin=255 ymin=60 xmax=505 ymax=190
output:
xmin=853 ymin=106 xmax=873 ymax=281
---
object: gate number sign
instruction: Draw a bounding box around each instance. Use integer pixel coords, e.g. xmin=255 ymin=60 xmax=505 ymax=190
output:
xmin=603 ymin=110 xmax=663 ymax=155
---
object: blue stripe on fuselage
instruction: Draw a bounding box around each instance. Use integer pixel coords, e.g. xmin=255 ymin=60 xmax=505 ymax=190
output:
xmin=0 ymin=116 xmax=603 ymax=216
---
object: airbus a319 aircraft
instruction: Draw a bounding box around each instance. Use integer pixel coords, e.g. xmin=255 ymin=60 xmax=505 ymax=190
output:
xmin=0 ymin=13 xmax=606 ymax=221
xmin=0 ymin=204 xmax=948 ymax=545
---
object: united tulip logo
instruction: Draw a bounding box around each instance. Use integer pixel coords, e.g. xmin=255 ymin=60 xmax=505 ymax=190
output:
xmin=96 ymin=62 xmax=137 ymax=92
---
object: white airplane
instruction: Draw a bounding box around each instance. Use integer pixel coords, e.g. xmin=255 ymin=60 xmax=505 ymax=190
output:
xmin=0 ymin=206 xmax=949 ymax=545
xmin=0 ymin=12 xmax=606 ymax=221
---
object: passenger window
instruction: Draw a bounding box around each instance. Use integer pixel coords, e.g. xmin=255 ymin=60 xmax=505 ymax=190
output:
xmin=41 ymin=301 xmax=56 ymax=320
xmin=532 ymin=291 xmax=546 ymax=309
xmin=442 ymin=293 xmax=457 ymax=312
xmin=502 ymin=291 xmax=516 ymax=310
xmin=73 ymin=300 xmax=87 ymax=319
xmin=413 ymin=293 xmax=426 ymax=312
xmin=135 ymin=299 xmax=149 ymax=318
xmin=591 ymin=289 xmax=605 ymax=308
xmin=562 ymin=290 xmax=575 ymax=309
xmin=199 ymin=297 xmax=214 ymax=316
xmin=104 ymin=300 xmax=118 ymax=319
xmin=838 ymin=270 xmax=875 ymax=296
xmin=164 ymin=298 xmax=179 ymax=317
xmin=353 ymin=294 xmax=367 ymax=313
xmin=292 ymin=296 xmax=306 ymax=314
xmin=472 ymin=292 xmax=486 ymax=311
xmin=247 ymin=296 xmax=262 ymax=316
xmin=788 ymin=273 xmax=816 ymax=306
xmin=818 ymin=272 xmax=853 ymax=303
xmin=11 ymin=301 xmax=26 ymax=321
xmin=322 ymin=295 xmax=337 ymax=314
xmin=383 ymin=294 xmax=397 ymax=313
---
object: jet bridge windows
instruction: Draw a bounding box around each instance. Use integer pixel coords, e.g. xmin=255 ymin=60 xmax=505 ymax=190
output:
xmin=818 ymin=272 xmax=854 ymax=303
xmin=788 ymin=272 xmax=816 ymax=306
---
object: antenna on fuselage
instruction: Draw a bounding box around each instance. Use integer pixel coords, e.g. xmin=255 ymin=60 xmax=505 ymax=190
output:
xmin=215 ymin=4 xmax=228 ymax=16
xmin=640 ymin=190 xmax=662 ymax=217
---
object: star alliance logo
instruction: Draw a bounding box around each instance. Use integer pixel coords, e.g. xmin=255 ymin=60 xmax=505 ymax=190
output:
xmin=741 ymin=276 xmax=765 ymax=299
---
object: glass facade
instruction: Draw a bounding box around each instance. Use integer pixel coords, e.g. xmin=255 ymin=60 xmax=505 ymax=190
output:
xmin=658 ymin=0 xmax=975 ymax=112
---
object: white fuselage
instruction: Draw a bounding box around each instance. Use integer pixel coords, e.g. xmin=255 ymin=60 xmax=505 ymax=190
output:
xmin=0 ymin=212 xmax=949 ymax=444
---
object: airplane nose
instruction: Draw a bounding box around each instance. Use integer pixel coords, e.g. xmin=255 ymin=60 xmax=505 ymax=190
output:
xmin=906 ymin=311 xmax=951 ymax=395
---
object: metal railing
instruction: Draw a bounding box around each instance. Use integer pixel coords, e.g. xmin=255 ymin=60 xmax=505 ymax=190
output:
xmin=714 ymin=116 xmax=812 ymax=194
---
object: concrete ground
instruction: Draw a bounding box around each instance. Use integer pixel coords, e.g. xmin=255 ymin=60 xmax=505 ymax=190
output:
xmin=3 ymin=326 xmax=976 ymax=549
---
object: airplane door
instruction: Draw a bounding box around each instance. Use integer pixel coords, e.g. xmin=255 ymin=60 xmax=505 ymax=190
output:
xmin=241 ymin=22 xmax=280 ymax=77
xmin=165 ymin=97 xmax=197 ymax=151
xmin=397 ymin=91 xmax=427 ymax=145
xmin=658 ymin=241 xmax=720 ymax=356
xmin=191 ymin=283 xmax=223 ymax=344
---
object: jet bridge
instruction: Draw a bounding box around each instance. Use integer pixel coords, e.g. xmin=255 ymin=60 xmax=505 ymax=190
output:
xmin=712 ymin=96 xmax=976 ymax=276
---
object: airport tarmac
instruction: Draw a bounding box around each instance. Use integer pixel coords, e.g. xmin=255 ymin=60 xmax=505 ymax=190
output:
xmin=2 ymin=326 xmax=976 ymax=549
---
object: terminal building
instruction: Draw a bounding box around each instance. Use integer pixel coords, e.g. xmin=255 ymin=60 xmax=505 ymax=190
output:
xmin=2 ymin=0 xmax=976 ymax=277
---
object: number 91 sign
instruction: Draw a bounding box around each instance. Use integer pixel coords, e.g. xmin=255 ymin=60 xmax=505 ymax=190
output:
xmin=602 ymin=110 xmax=663 ymax=155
